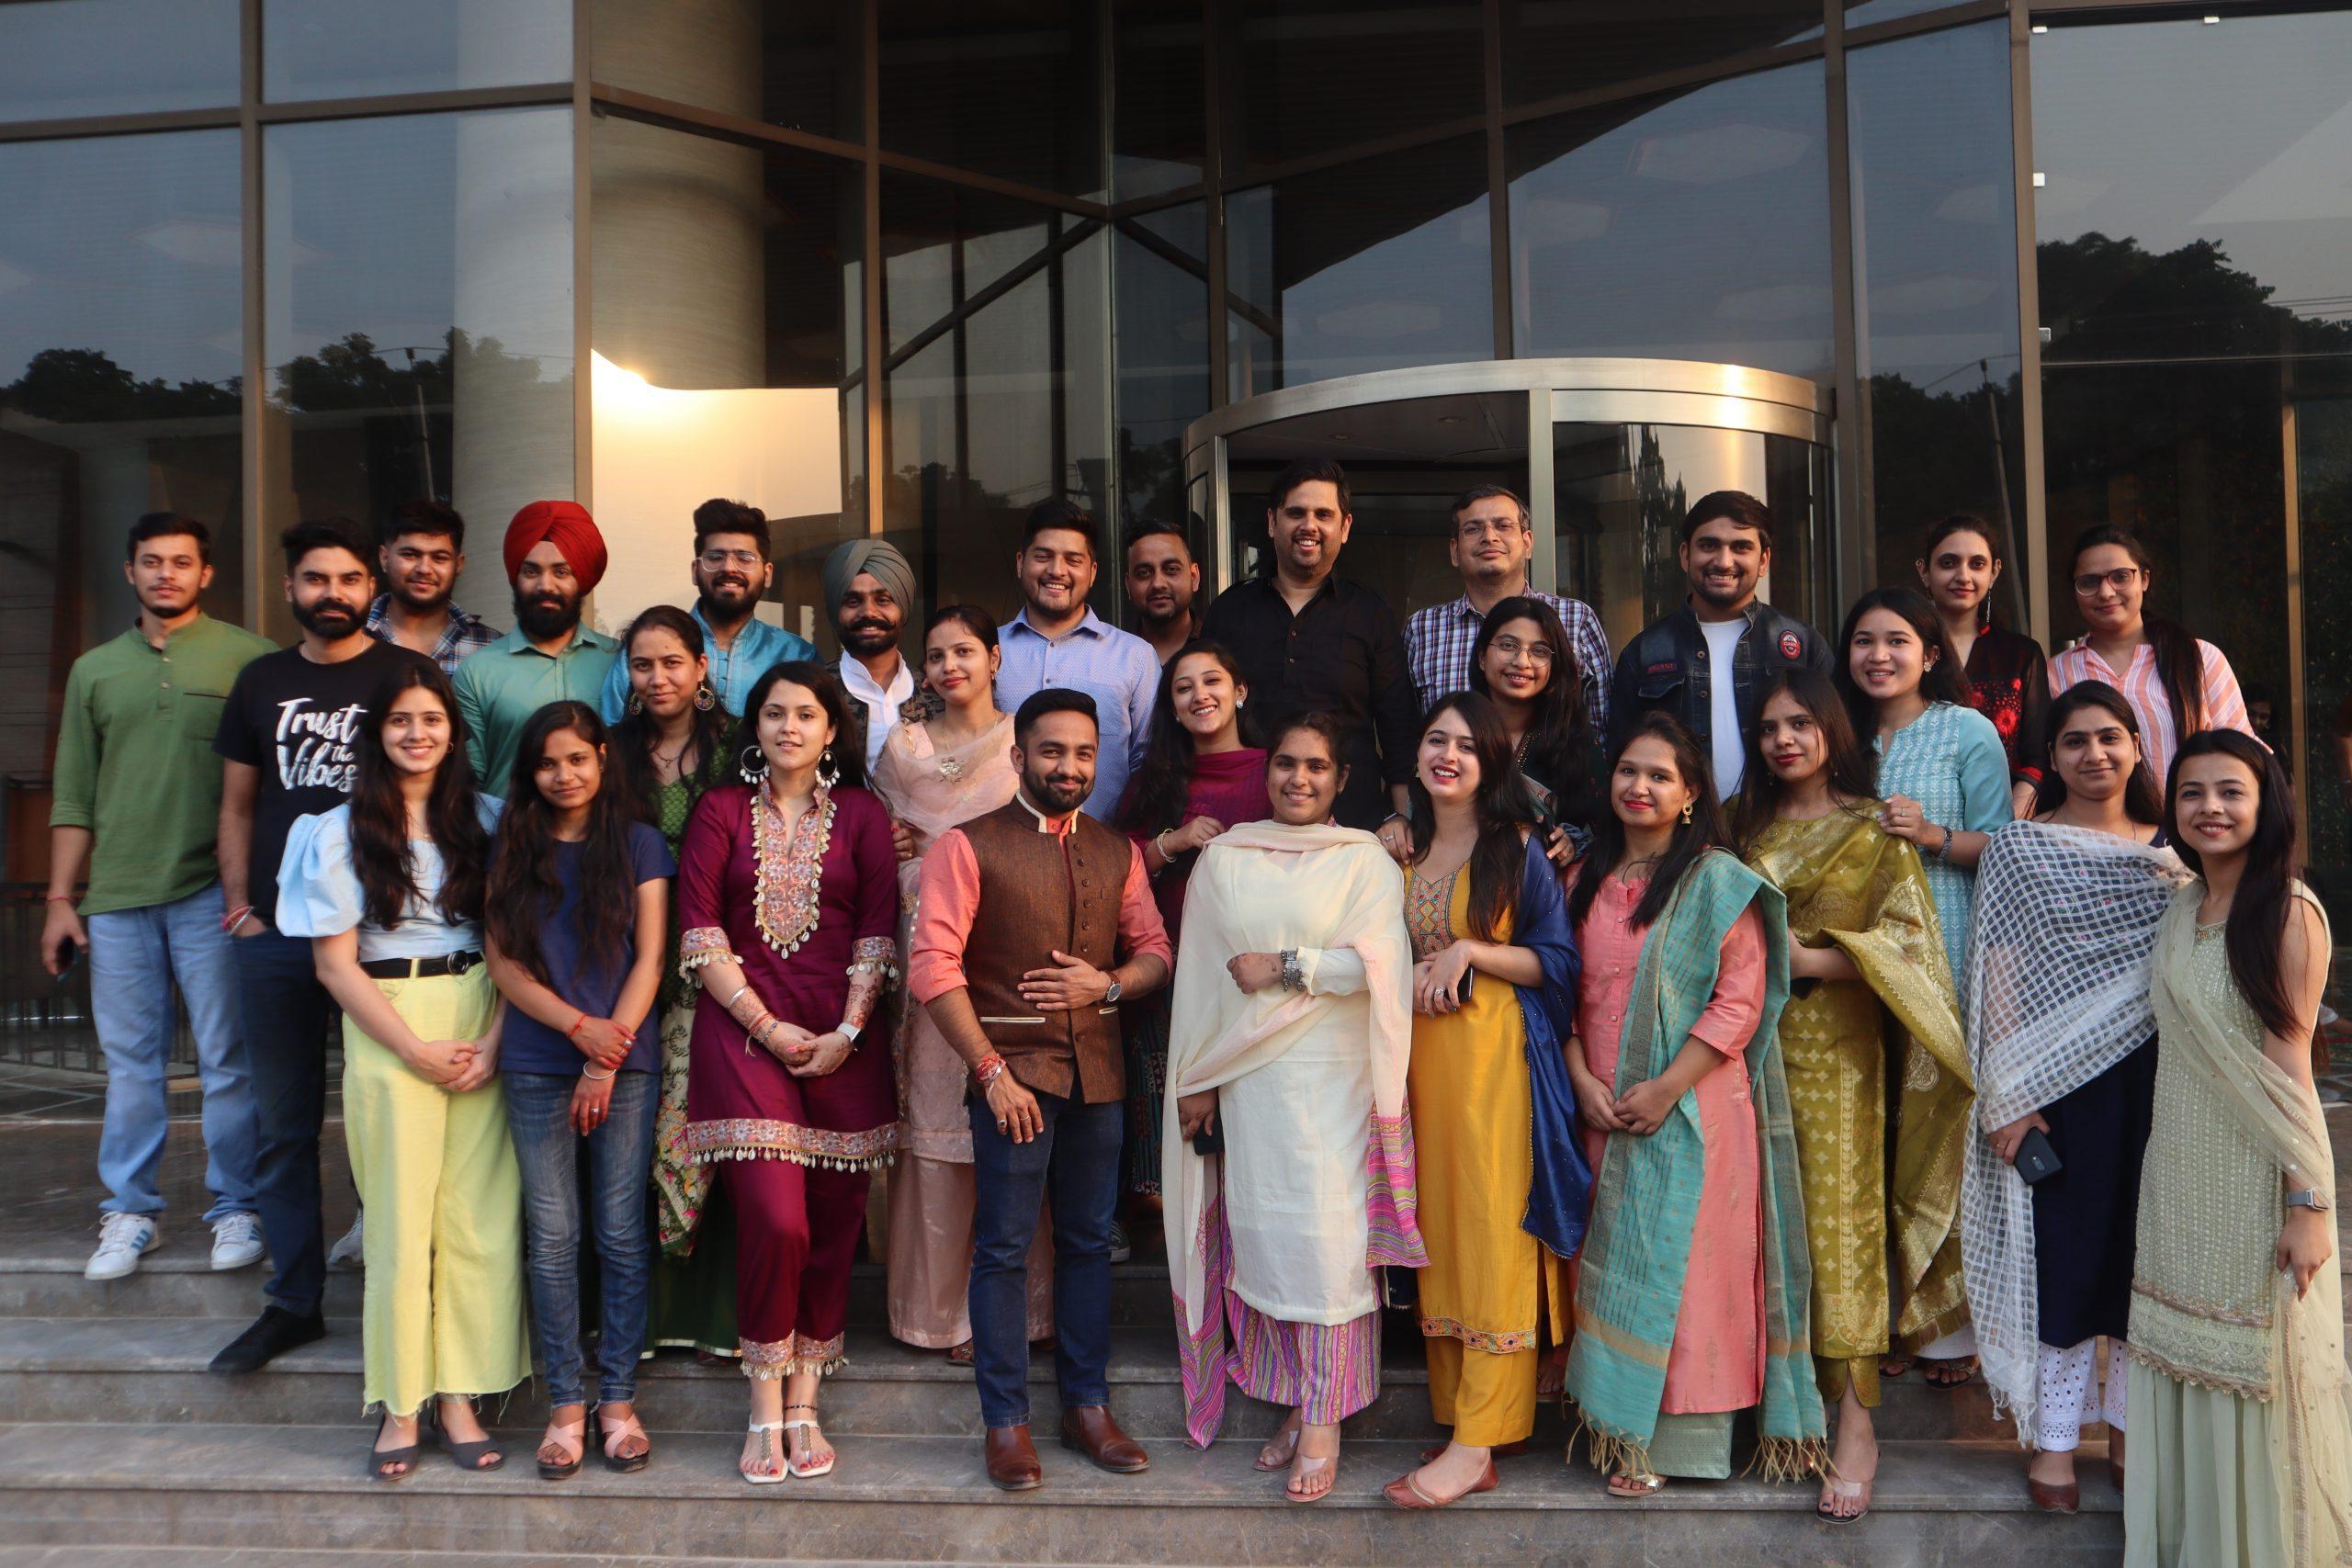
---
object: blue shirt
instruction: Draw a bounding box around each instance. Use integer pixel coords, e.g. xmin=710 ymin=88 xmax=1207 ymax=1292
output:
xmin=495 ymin=821 xmax=677 ymax=1076
xmin=597 ymin=604 xmax=816 ymax=725
xmin=275 ymin=796 xmax=504 ymax=963
xmin=993 ymin=607 xmax=1159 ymax=822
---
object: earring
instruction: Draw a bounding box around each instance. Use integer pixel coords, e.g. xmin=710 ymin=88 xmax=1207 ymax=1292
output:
xmin=739 ymin=745 xmax=769 ymax=784
xmin=1679 ymin=800 xmax=1694 ymax=826
xmin=694 ymin=682 xmax=717 ymax=712
xmin=816 ymin=745 xmax=842 ymax=789
xmin=625 ymin=690 xmax=644 ymax=717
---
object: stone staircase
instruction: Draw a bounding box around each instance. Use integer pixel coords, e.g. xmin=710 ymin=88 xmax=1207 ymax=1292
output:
xmin=0 ymin=1119 xmax=2133 ymax=1566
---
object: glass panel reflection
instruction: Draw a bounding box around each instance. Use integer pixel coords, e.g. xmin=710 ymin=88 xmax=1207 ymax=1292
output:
xmin=590 ymin=0 xmax=859 ymax=139
xmin=1227 ymin=0 xmax=1482 ymax=176
xmin=1501 ymin=1 xmax=1823 ymax=107
xmin=1114 ymin=203 xmax=1210 ymax=534
xmin=266 ymin=0 xmax=571 ymax=101
xmin=0 ymin=0 xmax=238 ymax=120
xmin=1508 ymin=61 xmax=1833 ymax=381
xmin=1114 ymin=0 xmax=1205 ymax=199
xmin=880 ymin=2 xmax=1105 ymax=197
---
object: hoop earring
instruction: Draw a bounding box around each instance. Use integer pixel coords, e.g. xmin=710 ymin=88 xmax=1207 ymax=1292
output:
xmin=625 ymin=690 xmax=644 ymax=716
xmin=1679 ymin=800 xmax=1694 ymax=826
xmin=739 ymin=745 xmax=769 ymax=784
xmin=694 ymin=682 xmax=717 ymax=712
xmin=816 ymin=746 xmax=842 ymax=789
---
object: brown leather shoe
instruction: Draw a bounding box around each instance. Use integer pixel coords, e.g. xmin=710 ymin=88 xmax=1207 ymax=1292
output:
xmin=1058 ymin=1405 xmax=1149 ymax=1473
xmin=984 ymin=1425 xmax=1043 ymax=1492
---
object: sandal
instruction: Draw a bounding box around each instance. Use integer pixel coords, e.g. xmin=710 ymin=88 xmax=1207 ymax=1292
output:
xmin=1418 ymin=1439 xmax=1528 ymax=1465
xmin=1879 ymin=1355 xmax=1915 ymax=1381
xmin=1383 ymin=1457 xmax=1498 ymax=1510
xmin=1536 ymin=1346 xmax=1568 ymax=1400
xmin=1817 ymin=1472 xmax=1871 ymax=1523
xmin=1606 ymin=1470 xmax=1665 ymax=1499
xmin=946 ymin=1340 xmax=975 ymax=1367
xmin=1922 ymin=1356 xmax=1979 ymax=1389
xmin=368 ymin=1414 xmax=421 ymax=1483
xmin=1286 ymin=1451 xmax=1336 ymax=1505
xmin=1255 ymin=1416 xmax=1302 ymax=1472
xmin=433 ymin=1399 xmax=504 ymax=1472
xmin=597 ymin=1403 xmax=651 ymax=1473
xmin=783 ymin=1403 xmax=835 ymax=1480
xmin=536 ymin=1410 xmax=586 ymax=1481
xmin=741 ymin=1419 xmax=786 ymax=1485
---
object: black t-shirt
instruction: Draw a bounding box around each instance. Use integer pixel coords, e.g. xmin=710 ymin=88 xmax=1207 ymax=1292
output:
xmin=212 ymin=639 xmax=437 ymax=919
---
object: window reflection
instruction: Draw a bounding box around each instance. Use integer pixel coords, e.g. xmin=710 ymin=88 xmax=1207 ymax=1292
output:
xmin=1501 ymin=1 xmax=1822 ymax=107
xmin=1114 ymin=0 xmax=1205 ymax=199
xmin=265 ymin=0 xmax=571 ymax=102
xmin=1114 ymin=204 xmax=1211 ymax=533
xmin=590 ymin=0 xmax=860 ymax=137
xmin=0 ymin=0 xmax=238 ymax=120
xmin=1227 ymin=0 xmax=1482 ymax=176
xmin=880 ymin=2 xmax=1106 ymax=198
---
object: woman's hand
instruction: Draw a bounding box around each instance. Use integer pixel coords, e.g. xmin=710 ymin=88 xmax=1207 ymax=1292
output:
xmin=1543 ymin=825 xmax=1578 ymax=872
xmin=985 ymin=1069 xmax=1043 ymax=1144
xmin=1414 ymin=941 xmax=1475 ymax=1015
xmin=1566 ymin=1050 xmax=1627 ymax=1134
xmin=408 ymin=1038 xmax=478 ymax=1087
xmin=1613 ymin=1076 xmax=1683 ymax=1135
xmin=1173 ymin=814 xmax=1227 ymax=855
xmin=2279 ymin=1206 xmax=2335 ymax=1299
xmin=890 ymin=818 xmax=917 ymax=863
xmin=571 ymin=1070 xmax=616 ymax=1134
xmin=1987 ymin=1111 xmax=2051 ymax=1165
xmin=571 ymin=1016 xmax=634 ymax=1070
xmin=755 ymin=1017 xmax=818 ymax=1065
xmin=1787 ymin=942 xmax=1833 ymax=981
xmin=1227 ymin=952 xmax=1282 ymax=994
xmin=1177 ymin=1089 xmax=1218 ymax=1141
xmin=784 ymin=1031 xmax=853 ymax=1078
xmin=1878 ymin=794 xmax=1939 ymax=850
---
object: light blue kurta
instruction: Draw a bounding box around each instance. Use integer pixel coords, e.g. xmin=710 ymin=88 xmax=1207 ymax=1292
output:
xmin=1873 ymin=701 xmax=2010 ymax=1009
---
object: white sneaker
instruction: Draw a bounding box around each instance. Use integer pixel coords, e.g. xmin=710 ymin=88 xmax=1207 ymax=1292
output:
xmin=85 ymin=1213 xmax=159 ymax=1281
xmin=209 ymin=1213 xmax=266 ymax=1271
xmin=328 ymin=1213 xmax=365 ymax=1270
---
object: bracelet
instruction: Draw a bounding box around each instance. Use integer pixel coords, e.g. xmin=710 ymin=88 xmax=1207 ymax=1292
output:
xmin=219 ymin=904 xmax=253 ymax=932
xmin=837 ymin=1020 xmax=863 ymax=1050
xmin=565 ymin=1011 xmax=590 ymax=1041
xmin=748 ymin=1012 xmax=779 ymax=1049
xmin=47 ymin=893 xmax=78 ymax=905
xmin=1929 ymin=824 xmax=1952 ymax=861
xmin=973 ymin=1053 xmax=1008 ymax=1089
xmin=1279 ymin=948 xmax=1306 ymax=993
xmin=582 ymin=1064 xmax=616 ymax=1082
xmin=1155 ymin=829 xmax=1176 ymax=861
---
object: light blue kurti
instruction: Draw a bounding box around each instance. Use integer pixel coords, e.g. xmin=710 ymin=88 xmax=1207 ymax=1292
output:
xmin=1872 ymin=701 xmax=2011 ymax=1008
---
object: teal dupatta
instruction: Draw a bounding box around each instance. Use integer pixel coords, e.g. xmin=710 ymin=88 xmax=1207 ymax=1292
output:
xmin=1564 ymin=848 xmax=1826 ymax=1481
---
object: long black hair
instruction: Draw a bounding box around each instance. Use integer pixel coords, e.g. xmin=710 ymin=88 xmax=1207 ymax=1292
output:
xmin=346 ymin=661 xmax=489 ymax=932
xmin=2166 ymin=729 xmax=2307 ymax=1044
xmin=2070 ymin=524 xmax=2209 ymax=745
xmin=1406 ymin=693 xmax=1538 ymax=944
xmin=730 ymin=660 xmax=869 ymax=790
xmin=486 ymin=702 xmax=639 ymax=984
xmin=1731 ymin=669 xmax=1878 ymax=852
xmin=1468 ymin=595 xmax=1593 ymax=825
xmin=1570 ymin=712 xmax=1732 ymax=931
xmin=1833 ymin=585 xmax=1971 ymax=740
xmin=2036 ymin=680 xmax=2164 ymax=827
xmin=1121 ymin=638 xmax=1261 ymax=835
xmin=610 ymin=604 xmax=729 ymax=821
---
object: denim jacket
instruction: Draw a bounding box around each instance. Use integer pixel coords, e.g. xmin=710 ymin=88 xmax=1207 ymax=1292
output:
xmin=1607 ymin=600 xmax=1834 ymax=763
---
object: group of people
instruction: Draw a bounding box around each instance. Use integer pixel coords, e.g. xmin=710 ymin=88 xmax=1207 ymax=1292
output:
xmin=38 ymin=458 xmax=2346 ymax=1566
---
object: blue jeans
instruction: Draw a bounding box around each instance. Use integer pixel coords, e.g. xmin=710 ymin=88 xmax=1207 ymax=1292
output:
xmin=232 ymin=928 xmax=335 ymax=1314
xmin=967 ymin=1089 xmax=1121 ymax=1429
xmin=87 ymin=884 xmax=260 ymax=1223
xmin=504 ymin=1069 xmax=658 ymax=1407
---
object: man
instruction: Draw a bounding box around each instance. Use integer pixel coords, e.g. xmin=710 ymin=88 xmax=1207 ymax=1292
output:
xmin=994 ymin=500 xmax=1159 ymax=822
xmin=1122 ymin=520 xmax=1200 ymax=667
xmin=456 ymin=499 xmax=619 ymax=793
xmin=1607 ymin=490 xmax=1832 ymax=795
xmin=364 ymin=499 xmax=499 ymax=674
xmin=1403 ymin=484 xmax=1611 ymax=729
xmin=209 ymin=520 xmax=437 ymax=1373
xmin=43 ymin=514 xmax=274 ymax=1282
xmin=596 ymin=498 xmax=815 ymax=726
xmin=822 ymin=536 xmax=917 ymax=770
xmin=907 ymin=689 xmax=1171 ymax=1492
xmin=1200 ymin=458 xmax=1420 ymax=848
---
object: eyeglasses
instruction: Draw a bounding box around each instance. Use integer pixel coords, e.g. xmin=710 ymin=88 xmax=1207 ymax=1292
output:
xmin=2071 ymin=566 xmax=2143 ymax=598
xmin=1457 ymin=518 xmax=1530 ymax=539
xmin=1489 ymin=637 xmax=1555 ymax=665
xmin=699 ymin=548 xmax=763 ymax=570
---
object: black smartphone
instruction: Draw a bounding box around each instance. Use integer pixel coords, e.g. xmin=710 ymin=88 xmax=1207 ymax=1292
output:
xmin=1190 ymin=1120 xmax=1225 ymax=1156
xmin=1455 ymin=968 xmax=1474 ymax=1004
xmin=53 ymin=938 xmax=81 ymax=982
xmin=2014 ymin=1126 xmax=2063 ymax=1184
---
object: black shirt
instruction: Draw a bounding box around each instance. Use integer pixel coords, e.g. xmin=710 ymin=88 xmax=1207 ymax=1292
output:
xmin=212 ymin=639 xmax=437 ymax=919
xmin=1200 ymin=574 xmax=1421 ymax=830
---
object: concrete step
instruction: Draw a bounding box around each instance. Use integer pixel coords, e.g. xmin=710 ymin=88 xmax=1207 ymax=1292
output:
xmin=0 ymin=1551 xmax=908 ymax=1568
xmin=0 ymin=1422 xmax=2122 ymax=1566
xmin=0 ymin=1314 xmax=2015 ymax=1445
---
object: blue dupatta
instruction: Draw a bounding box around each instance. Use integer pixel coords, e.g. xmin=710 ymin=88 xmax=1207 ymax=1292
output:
xmin=1512 ymin=833 xmax=1590 ymax=1258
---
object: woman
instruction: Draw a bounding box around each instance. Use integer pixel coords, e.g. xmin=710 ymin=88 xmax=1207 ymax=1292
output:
xmin=677 ymin=661 xmax=899 ymax=1484
xmin=1917 ymin=513 xmax=2047 ymax=818
xmin=1120 ymin=640 xmax=1267 ymax=1211
xmin=1467 ymin=594 xmax=1599 ymax=869
xmin=1963 ymin=682 xmax=2188 ymax=1513
xmin=1563 ymin=714 xmax=1821 ymax=1497
xmin=484 ymin=701 xmax=675 ymax=1479
xmin=1163 ymin=713 xmax=1422 ymax=1504
xmin=2126 ymin=731 xmax=2350 ymax=1566
xmin=871 ymin=607 xmax=1050 ymax=1359
xmin=274 ymin=662 xmax=525 ymax=1481
xmin=2049 ymin=524 xmax=2255 ymax=791
xmin=1385 ymin=694 xmax=1587 ymax=1511
xmin=1735 ymin=672 xmax=1969 ymax=1522
xmin=611 ymin=605 xmax=739 ymax=1362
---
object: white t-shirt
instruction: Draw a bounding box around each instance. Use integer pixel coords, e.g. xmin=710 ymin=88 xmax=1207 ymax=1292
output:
xmin=1699 ymin=616 xmax=1746 ymax=795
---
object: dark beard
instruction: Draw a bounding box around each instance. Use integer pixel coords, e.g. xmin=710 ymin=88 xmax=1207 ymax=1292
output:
xmin=697 ymin=583 xmax=758 ymax=628
xmin=390 ymin=579 xmax=451 ymax=615
xmin=290 ymin=597 xmax=361 ymax=637
xmin=1023 ymin=767 xmax=1091 ymax=815
xmin=514 ymin=590 xmax=582 ymax=642
xmin=838 ymin=616 xmax=899 ymax=656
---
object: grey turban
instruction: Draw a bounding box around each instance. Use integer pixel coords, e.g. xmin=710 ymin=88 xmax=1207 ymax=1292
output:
xmin=821 ymin=537 xmax=917 ymax=619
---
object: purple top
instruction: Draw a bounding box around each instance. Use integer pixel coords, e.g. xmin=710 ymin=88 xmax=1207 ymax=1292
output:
xmin=1121 ymin=747 xmax=1271 ymax=944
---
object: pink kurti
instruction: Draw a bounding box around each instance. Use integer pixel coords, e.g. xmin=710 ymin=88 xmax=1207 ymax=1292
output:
xmin=1574 ymin=874 xmax=1768 ymax=1414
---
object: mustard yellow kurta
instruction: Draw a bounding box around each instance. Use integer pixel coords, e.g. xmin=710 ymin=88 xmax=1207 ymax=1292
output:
xmin=1404 ymin=865 xmax=1569 ymax=1449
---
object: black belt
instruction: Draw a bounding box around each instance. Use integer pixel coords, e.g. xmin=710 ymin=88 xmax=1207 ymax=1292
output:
xmin=358 ymin=950 xmax=482 ymax=980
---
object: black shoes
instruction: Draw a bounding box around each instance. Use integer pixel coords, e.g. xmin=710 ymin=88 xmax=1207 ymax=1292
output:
xmin=209 ymin=1304 xmax=325 ymax=1375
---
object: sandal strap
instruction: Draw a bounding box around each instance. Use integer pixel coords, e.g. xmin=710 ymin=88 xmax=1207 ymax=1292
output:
xmin=747 ymin=1419 xmax=784 ymax=1433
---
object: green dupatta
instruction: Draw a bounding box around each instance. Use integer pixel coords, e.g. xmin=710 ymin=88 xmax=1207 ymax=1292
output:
xmin=1565 ymin=848 xmax=1826 ymax=1481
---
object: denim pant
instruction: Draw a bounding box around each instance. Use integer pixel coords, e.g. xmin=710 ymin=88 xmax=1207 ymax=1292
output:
xmin=232 ymin=928 xmax=335 ymax=1315
xmin=504 ymin=1069 xmax=658 ymax=1407
xmin=87 ymin=884 xmax=259 ymax=1223
xmin=967 ymin=1088 xmax=1121 ymax=1428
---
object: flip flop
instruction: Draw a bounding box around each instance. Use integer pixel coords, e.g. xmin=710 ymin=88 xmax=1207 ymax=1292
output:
xmin=1606 ymin=1471 xmax=1665 ymax=1500
xmin=1817 ymin=1472 xmax=1871 ymax=1523
xmin=1255 ymin=1422 xmax=1302 ymax=1472
xmin=1922 ymin=1357 xmax=1979 ymax=1389
xmin=741 ymin=1419 xmax=786 ymax=1485
xmin=1285 ymin=1452 xmax=1336 ymax=1505
xmin=1382 ymin=1458 xmax=1498 ymax=1510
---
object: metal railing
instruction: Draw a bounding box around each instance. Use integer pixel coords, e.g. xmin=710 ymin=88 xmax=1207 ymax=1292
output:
xmin=0 ymin=884 xmax=197 ymax=1074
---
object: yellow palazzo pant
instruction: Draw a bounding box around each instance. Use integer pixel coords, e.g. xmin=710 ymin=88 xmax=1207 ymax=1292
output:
xmin=342 ymin=967 xmax=529 ymax=1417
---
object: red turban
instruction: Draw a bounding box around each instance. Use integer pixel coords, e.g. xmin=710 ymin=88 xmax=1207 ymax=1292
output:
xmin=503 ymin=500 xmax=608 ymax=592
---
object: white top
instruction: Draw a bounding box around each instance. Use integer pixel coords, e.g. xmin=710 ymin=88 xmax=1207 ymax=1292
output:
xmin=275 ymin=797 xmax=503 ymax=961
xmin=1700 ymin=615 xmax=1746 ymax=794
xmin=839 ymin=654 xmax=916 ymax=772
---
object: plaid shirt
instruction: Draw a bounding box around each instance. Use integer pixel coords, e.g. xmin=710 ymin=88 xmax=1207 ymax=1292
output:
xmin=1404 ymin=591 xmax=1611 ymax=731
xmin=365 ymin=594 xmax=502 ymax=676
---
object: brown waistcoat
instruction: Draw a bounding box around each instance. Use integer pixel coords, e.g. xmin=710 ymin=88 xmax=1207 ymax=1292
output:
xmin=957 ymin=801 xmax=1129 ymax=1103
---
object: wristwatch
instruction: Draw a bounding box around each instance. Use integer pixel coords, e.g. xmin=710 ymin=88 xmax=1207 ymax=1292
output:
xmin=2287 ymin=1188 xmax=2332 ymax=1213
xmin=1103 ymin=977 xmax=1124 ymax=1005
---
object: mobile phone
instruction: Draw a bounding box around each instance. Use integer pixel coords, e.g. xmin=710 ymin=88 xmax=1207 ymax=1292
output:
xmin=53 ymin=938 xmax=81 ymax=982
xmin=2014 ymin=1126 xmax=2063 ymax=1184
xmin=1455 ymin=968 xmax=1474 ymax=1004
xmin=1190 ymin=1120 xmax=1225 ymax=1156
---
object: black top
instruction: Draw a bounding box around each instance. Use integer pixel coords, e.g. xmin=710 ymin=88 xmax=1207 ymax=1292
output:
xmin=212 ymin=639 xmax=438 ymax=918
xmin=1199 ymin=573 xmax=1421 ymax=830
xmin=1963 ymin=625 xmax=2051 ymax=789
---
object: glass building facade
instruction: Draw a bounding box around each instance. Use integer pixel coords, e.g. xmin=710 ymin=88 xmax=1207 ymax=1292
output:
xmin=3 ymin=0 xmax=2348 ymax=904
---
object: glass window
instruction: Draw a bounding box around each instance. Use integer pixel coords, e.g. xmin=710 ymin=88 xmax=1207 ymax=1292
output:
xmin=1227 ymin=0 xmax=1482 ymax=176
xmin=1113 ymin=203 xmax=1211 ymax=536
xmin=1846 ymin=20 xmax=2024 ymax=592
xmin=1844 ymin=0 xmax=1965 ymax=28
xmin=266 ymin=0 xmax=571 ymax=102
xmin=1501 ymin=1 xmax=1824 ymax=107
xmin=880 ymin=3 xmax=1105 ymax=198
xmin=0 ymin=130 xmax=243 ymax=790
xmin=1114 ymin=0 xmax=1206 ymax=199
xmin=1508 ymin=61 xmax=1833 ymax=382
xmin=590 ymin=0 xmax=859 ymax=140
xmin=0 ymin=0 xmax=239 ymax=120
xmin=263 ymin=109 xmax=574 ymax=640
xmin=1226 ymin=134 xmax=1492 ymax=399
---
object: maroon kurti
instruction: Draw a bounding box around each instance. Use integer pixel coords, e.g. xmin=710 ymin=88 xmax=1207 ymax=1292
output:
xmin=1120 ymin=746 xmax=1270 ymax=942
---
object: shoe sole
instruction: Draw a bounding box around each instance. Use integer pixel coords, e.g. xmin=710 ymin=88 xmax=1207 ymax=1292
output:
xmin=85 ymin=1231 xmax=160 ymax=1281
xmin=1057 ymin=1436 xmax=1149 ymax=1474
xmin=210 ymin=1247 xmax=266 ymax=1271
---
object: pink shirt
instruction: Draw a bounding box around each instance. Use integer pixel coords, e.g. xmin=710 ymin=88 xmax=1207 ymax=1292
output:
xmin=2045 ymin=637 xmax=2252 ymax=791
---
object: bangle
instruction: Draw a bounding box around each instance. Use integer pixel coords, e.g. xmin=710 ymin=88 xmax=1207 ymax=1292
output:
xmin=582 ymin=1064 xmax=616 ymax=1082
xmin=1930 ymin=824 xmax=1952 ymax=861
xmin=1279 ymin=949 xmax=1306 ymax=992
xmin=719 ymin=982 xmax=750 ymax=1011
xmin=219 ymin=904 xmax=252 ymax=932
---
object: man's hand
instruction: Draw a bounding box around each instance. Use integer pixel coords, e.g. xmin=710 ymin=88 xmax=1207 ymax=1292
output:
xmin=985 ymin=1069 xmax=1044 ymax=1144
xmin=1018 ymin=951 xmax=1111 ymax=1011
xmin=40 ymin=900 xmax=87 ymax=977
